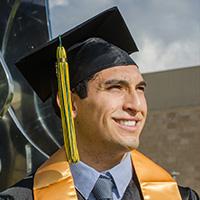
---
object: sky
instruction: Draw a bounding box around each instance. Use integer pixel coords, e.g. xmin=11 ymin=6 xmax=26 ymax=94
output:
xmin=48 ymin=0 xmax=200 ymax=73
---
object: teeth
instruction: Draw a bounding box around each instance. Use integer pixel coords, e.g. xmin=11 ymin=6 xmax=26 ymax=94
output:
xmin=119 ymin=120 xmax=136 ymax=126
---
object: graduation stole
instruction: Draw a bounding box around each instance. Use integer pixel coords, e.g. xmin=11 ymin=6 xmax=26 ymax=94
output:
xmin=33 ymin=148 xmax=182 ymax=200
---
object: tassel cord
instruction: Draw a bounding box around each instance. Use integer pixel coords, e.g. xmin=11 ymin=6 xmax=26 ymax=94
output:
xmin=56 ymin=44 xmax=79 ymax=163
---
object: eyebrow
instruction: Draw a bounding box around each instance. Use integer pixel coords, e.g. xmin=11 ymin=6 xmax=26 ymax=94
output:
xmin=103 ymin=79 xmax=129 ymax=87
xmin=103 ymin=79 xmax=147 ymax=88
xmin=136 ymin=80 xmax=147 ymax=88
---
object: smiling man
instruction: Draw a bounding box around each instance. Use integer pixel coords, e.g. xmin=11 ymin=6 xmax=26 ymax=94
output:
xmin=73 ymin=64 xmax=147 ymax=172
xmin=0 ymin=7 xmax=199 ymax=200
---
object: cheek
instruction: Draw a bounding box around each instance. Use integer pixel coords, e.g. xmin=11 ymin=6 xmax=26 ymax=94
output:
xmin=100 ymin=95 xmax=124 ymax=115
xmin=138 ymin=92 xmax=147 ymax=111
xmin=142 ymin=96 xmax=148 ymax=114
xmin=76 ymin=98 xmax=104 ymax=123
xmin=76 ymin=92 xmax=124 ymax=124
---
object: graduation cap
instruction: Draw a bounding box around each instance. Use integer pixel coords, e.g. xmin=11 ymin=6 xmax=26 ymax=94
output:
xmin=16 ymin=6 xmax=138 ymax=102
xmin=16 ymin=6 xmax=138 ymax=163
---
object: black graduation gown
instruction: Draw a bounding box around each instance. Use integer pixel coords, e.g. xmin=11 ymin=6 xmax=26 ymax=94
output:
xmin=0 ymin=175 xmax=199 ymax=200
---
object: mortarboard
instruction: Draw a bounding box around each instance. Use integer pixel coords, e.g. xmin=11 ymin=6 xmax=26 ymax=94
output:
xmin=16 ymin=6 xmax=138 ymax=102
xmin=16 ymin=6 xmax=139 ymax=163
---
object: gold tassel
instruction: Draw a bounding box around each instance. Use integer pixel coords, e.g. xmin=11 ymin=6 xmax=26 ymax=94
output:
xmin=56 ymin=36 xmax=79 ymax=163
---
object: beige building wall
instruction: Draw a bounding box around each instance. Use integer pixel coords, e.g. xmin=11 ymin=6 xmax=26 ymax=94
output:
xmin=139 ymin=66 xmax=200 ymax=194
xmin=140 ymin=105 xmax=200 ymax=194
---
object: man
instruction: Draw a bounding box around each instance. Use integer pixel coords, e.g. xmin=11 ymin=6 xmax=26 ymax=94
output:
xmin=0 ymin=7 xmax=199 ymax=200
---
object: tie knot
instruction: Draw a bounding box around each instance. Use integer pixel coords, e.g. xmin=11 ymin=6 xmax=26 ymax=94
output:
xmin=92 ymin=175 xmax=114 ymax=200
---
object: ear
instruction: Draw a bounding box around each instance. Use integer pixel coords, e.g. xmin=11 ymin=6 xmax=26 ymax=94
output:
xmin=71 ymin=92 xmax=78 ymax=118
xmin=56 ymin=93 xmax=78 ymax=118
xmin=56 ymin=94 xmax=60 ymax=108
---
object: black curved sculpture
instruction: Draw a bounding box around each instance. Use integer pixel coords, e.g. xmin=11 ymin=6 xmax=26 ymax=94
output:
xmin=0 ymin=0 xmax=63 ymax=191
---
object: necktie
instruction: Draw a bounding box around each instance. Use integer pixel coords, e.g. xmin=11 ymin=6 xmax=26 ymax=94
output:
xmin=92 ymin=176 xmax=114 ymax=200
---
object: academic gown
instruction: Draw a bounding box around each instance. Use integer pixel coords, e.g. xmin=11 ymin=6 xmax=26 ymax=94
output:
xmin=0 ymin=149 xmax=199 ymax=200
xmin=0 ymin=174 xmax=199 ymax=200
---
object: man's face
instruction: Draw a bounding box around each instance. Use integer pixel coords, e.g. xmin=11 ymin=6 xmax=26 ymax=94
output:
xmin=73 ymin=65 xmax=147 ymax=154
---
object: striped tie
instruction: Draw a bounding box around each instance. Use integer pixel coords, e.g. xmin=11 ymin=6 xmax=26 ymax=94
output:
xmin=92 ymin=176 xmax=114 ymax=200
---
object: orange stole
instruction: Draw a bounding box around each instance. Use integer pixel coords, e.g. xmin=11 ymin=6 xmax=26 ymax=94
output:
xmin=131 ymin=150 xmax=182 ymax=200
xmin=34 ymin=148 xmax=77 ymax=200
xmin=34 ymin=148 xmax=182 ymax=200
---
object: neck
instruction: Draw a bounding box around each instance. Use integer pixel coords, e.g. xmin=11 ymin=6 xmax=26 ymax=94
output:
xmin=77 ymin=140 xmax=126 ymax=171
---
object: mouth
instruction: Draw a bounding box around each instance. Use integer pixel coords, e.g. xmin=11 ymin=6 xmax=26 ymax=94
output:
xmin=113 ymin=118 xmax=140 ymax=132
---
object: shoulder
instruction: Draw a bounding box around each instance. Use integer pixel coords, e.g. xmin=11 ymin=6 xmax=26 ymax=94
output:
xmin=0 ymin=175 xmax=34 ymax=200
xmin=179 ymin=186 xmax=199 ymax=200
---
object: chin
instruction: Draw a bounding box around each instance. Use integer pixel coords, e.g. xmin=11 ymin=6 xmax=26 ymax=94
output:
xmin=118 ymin=138 xmax=140 ymax=152
xmin=128 ymin=136 xmax=140 ymax=149
xmin=127 ymin=143 xmax=139 ymax=151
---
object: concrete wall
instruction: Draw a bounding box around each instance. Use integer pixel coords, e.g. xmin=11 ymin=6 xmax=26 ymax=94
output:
xmin=140 ymin=104 xmax=200 ymax=194
xmin=143 ymin=66 xmax=200 ymax=110
xmin=139 ymin=66 xmax=200 ymax=194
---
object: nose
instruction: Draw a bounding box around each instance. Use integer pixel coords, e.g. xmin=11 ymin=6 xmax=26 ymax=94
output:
xmin=122 ymin=91 xmax=143 ymax=114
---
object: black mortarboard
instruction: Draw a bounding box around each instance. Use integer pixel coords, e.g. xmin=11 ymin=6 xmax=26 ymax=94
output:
xmin=16 ymin=6 xmax=138 ymax=102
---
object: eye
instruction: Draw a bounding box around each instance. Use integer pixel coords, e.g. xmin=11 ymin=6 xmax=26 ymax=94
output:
xmin=107 ymin=85 xmax=122 ymax=90
xmin=137 ymin=85 xmax=146 ymax=92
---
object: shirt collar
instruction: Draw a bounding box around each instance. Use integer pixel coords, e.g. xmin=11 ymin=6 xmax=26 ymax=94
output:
xmin=70 ymin=161 xmax=99 ymax=199
xmin=105 ymin=152 xmax=132 ymax=198
xmin=70 ymin=152 xmax=132 ymax=199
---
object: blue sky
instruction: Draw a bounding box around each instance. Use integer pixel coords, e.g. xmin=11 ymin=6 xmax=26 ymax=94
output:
xmin=48 ymin=0 xmax=200 ymax=73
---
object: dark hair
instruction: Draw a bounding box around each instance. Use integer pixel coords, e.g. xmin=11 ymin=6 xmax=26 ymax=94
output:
xmin=51 ymin=74 xmax=94 ymax=117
